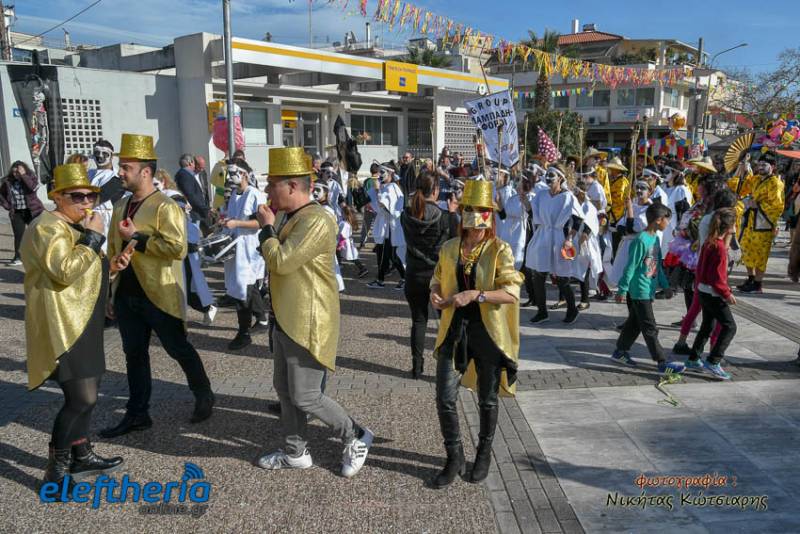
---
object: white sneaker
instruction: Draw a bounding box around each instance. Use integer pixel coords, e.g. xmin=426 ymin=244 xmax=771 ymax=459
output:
xmin=341 ymin=427 xmax=373 ymax=478
xmin=8 ymin=259 xmax=22 ymax=266
xmin=203 ymin=305 xmax=218 ymax=326
xmin=257 ymin=449 xmax=313 ymax=470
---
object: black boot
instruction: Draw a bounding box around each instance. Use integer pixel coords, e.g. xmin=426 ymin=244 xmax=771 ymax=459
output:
xmin=411 ymin=357 xmax=424 ymax=379
xmin=737 ymin=276 xmax=755 ymax=291
xmin=70 ymin=439 xmax=124 ymax=480
xmin=470 ymin=406 xmax=498 ymax=483
xmin=432 ymin=443 xmax=466 ymax=489
xmin=43 ymin=442 xmax=72 ymax=485
xmin=99 ymin=413 xmax=153 ymax=439
xmin=191 ymin=392 xmax=215 ymax=423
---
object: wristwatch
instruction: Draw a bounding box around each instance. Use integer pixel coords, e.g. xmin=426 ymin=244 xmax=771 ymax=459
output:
xmin=477 ymin=291 xmax=486 ymax=303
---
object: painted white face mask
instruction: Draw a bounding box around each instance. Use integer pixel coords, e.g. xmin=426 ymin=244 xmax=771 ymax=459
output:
xmin=462 ymin=209 xmax=493 ymax=229
xmin=227 ymin=165 xmax=243 ymax=186
xmin=93 ymin=146 xmax=112 ymax=167
xmin=152 ymin=178 xmax=163 ymax=191
xmin=312 ymin=184 xmax=328 ymax=202
xmin=544 ymin=168 xmax=564 ymax=186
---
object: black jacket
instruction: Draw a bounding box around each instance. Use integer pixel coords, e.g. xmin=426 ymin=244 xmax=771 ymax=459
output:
xmin=400 ymin=201 xmax=457 ymax=280
xmin=175 ymin=167 xmax=209 ymax=223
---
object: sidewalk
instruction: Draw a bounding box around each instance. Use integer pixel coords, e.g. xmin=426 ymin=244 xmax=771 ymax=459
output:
xmin=0 ymin=218 xmax=798 ymax=533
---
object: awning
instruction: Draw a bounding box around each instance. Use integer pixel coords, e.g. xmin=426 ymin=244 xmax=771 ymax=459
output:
xmin=776 ymin=149 xmax=800 ymax=160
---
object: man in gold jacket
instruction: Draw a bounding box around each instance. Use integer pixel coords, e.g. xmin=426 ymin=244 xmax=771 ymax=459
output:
xmin=254 ymin=147 xmax=372 ymax=478
xmin=606 ymin=157 xmax=630 ymax=256
xmin=100 ymin=134 xmax=214 ymax=439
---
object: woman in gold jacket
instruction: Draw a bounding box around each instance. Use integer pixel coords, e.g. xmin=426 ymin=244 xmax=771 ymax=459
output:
xmin=429 ymin=179 xmax=524 ymax=488
xmin=21 ymin=164 xmax=125 ymax=487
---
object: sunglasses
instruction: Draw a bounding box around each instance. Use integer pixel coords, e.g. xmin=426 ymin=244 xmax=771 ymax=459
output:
xmin=66 ymin=192 xmax=99 ymax=204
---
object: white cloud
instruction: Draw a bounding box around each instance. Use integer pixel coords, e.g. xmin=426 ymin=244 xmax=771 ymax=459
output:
xmin=12 ymin=0 xmax=373 ymax=48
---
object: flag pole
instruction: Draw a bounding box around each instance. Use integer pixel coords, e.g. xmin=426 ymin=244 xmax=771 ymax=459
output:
xmin=555 ymin=112 xmax=564 ymax=154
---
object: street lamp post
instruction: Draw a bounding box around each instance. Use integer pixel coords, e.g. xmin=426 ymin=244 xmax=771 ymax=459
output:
xmin=700 ymin=43 xmax=748 ymax=142
xmin=223 ymin=0 xmax=236 ymax=159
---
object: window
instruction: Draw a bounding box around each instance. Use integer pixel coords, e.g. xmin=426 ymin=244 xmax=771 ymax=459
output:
xmin=593 ymin=90 xmax=610 ymax=107
xmin=576 ymin=92 xmax=593 ymax=108
xmin=663 ymin=88 xmax=681 ymax=107
xmin=60 ymin=98 xmax=103 ymax=155
xmin=408 ymin=117 xmax=432 ymax=158
xmin=552 ymin=95 xmax=569 ymax=109
xmin=617 ymin=89 xmax=635 ymax=106
xmin=636 ymin=88 xmax=655 ymax=106
xmin=443 ymin=112 xmax=477 ymax=160
xmin=242 ymin=108 xmax=269 ymax=145
xmin=351 ymin=114 xmax=399 ymax=145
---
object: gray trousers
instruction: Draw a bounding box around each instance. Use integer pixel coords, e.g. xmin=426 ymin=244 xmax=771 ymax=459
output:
xmin=273 ymin=330 xmax=356 ymax=456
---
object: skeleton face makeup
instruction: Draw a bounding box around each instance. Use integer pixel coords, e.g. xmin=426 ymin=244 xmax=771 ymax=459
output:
xmin=93 ymin=146 xmax=113 ymax=167
xmin=227 ymin=165 xmax=245 ymax=186
xmin=635 ymin=182 xmax=650 ymax=200
xmin=544 ymin=168 xmax=563 ymax=185
xmin=756 ymin=161 xmax=772 ymax=176
xmin=312 ymin=183 xmax=329 ymax=202
xmin=152 ymin=178 xmax=163 ymax=191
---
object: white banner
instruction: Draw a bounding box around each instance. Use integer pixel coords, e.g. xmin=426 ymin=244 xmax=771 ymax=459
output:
xmin=465 ymin=90 xmax=520 ymax=168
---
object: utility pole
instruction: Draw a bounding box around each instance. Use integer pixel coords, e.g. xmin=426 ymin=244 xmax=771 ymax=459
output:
xmin=223 ymin=0 xmax=235 ymax=159
xmin=308 ymin=1 xmax=313 ymax=47
xmin=0 ymin=1 xmax=12 ymax=62
xmin=690 ymin=37 xmax=704 ymax=146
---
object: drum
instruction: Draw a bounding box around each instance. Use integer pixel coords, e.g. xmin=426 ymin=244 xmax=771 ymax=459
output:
xmin=198 ymin=231 xmax=238 ymax=265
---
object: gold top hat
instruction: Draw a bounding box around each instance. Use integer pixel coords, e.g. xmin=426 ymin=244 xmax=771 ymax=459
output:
xmin=118 ymin=133 xmax=157 ymax=161
xmin=268 ymin=147 xmax=314 ymax=178
xmin=48 ymin=163 xmax=100 ymax=200
xmin=461 ymin=179 xmax=494 ymax=210
xmin=606 ymin=157 xmax=628 ymax=172
xmin=689 ymin=156 xmax=716 ymax=174
xmin=584 ymin=147 xmax=607 ymax=161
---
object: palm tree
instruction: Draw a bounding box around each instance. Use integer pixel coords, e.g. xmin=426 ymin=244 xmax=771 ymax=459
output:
xmin=522 ymin=29 xmax=578 ymax=111
xmin=403 ymin=46 xmax=451 ymax=68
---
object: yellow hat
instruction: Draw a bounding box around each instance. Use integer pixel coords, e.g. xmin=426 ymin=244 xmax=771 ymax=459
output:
xmin=606 ymin=156 xmax=628 ymax=172
xmin=48 ymin=163 xmax=100 ymax=200
xmin=689 ymin=156 xmax=716 ymax=174
xmin=268 ymin=147 xmax=313 ymax=178
xmin=461 ymin=179 xmax=494 ymax=210
xmin=118 ymin=133 xmax=157 ymax=161
xmin=584 ymin=147 xmax=608 ymax=161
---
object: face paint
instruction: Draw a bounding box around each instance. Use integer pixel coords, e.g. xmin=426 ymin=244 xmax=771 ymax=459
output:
xmin=93 ymin=146 xmax=112 ymax=166
xmin=757 ymin=162 xmax=771 ymax=176
xmin=152 ymin=178 xmax=163 ymax=191
xmin=312 ymin=184 xmax=328 ymax=202
xmin=544 ymin=169 xmax=561 ymax=185
xmin=462 ymin=209 xmax=492 ymax=229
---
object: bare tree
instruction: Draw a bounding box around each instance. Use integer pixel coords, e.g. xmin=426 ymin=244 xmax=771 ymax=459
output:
xmin=716 ymin=48 xmax=800 ymax=127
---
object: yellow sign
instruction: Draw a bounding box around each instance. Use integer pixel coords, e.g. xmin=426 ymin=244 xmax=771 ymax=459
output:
xmin=384 ymin=61 xmax=418 ymax=94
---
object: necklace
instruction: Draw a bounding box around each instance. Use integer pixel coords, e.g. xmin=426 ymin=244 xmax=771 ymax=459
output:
xmin=126 ymin=190 xmax=158 ymax=221
xmin=460 ymin=238 xmax=487 ymax=277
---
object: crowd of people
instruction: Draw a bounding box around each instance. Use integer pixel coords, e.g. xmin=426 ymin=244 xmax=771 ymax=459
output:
xmin=5 ymin=130 xmax=800 ymax=493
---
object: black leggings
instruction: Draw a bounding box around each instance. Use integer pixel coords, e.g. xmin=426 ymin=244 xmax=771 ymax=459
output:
xmin=375 ymin=241 xmax=405 ymax=282
xmin=10 ymin=209 xmax=33 ymax=260
xmin=533 ymin=270 xmax=575 ymax=314
xmin=52 ymin=377 xmax=100 ymax=449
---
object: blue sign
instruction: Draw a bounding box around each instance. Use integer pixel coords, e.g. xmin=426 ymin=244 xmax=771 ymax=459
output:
xmin=399 ymin=77 xmax=406 ymax=87
xmin=12 ymin=108 xmax=22 ymax=117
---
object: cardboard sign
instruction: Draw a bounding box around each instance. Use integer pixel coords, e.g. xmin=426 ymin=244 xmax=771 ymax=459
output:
xmin=385 ymin=61 xmax=419 ymax=94
xmin=465 ymin=90 xmax=520 ymax=168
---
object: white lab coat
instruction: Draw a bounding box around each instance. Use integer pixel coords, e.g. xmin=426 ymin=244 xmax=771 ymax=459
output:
xmin=223 ymin=186 xmax=265 ymax=301
xmin=525 ymin=189 xmax=584 ymax=278
xmin=328 ymin=178 xmax=344 ymax=221
xmin=495 ymin=183 xmax=516 ymax=238
xmin=324 ymin=205 xmax=345 ymax=291
xmin=339 ymin=220 xmax=359 ymax=261
xmin=88 ymin=167 xmax=118 ymax=252
xmin=498 ymin=192 xmax=534 ymax=270
xmin=586 ymin=181 xmax=608 ymax=213
xmin=608 ymin=200 xmax=652 ymax=287
xmin=663 ymin=184 xmax=693 ymax=256
xmin=186 ymin=219 xmax=214 ymax=308
xmin=372 ymin=181 xmax=405 ymax=248
xmin=576 ymin=200 xmax=603 ymax=289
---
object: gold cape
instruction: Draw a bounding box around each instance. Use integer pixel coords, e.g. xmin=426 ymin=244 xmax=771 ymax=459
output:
xmin=608 ymin=175 xmax=630 ymax=225
xmin=431 ymin=237 xmax=524 ymax=397
xmin=261 ymin=203 xmax=340 ymax=370
xmin=20 ymin=211 xmax=102 ymax=390
xmin=108 ymin=192 xmax=188 ymax=320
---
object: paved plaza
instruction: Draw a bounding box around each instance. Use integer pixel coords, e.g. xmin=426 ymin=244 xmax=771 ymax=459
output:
xmin=0 ymin=220 xmax=799 ymax=533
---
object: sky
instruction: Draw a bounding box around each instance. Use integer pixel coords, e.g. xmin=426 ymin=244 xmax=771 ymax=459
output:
xmin=8 ymin=0 xmax=790 ymax=73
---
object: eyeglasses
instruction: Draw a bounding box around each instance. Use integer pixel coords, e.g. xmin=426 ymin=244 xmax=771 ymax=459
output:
xmin=66 ymin=192 xmax=98 ymax=204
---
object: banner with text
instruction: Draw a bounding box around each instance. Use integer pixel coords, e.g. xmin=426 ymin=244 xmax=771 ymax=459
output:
xmin=465 ymin=90 xmax=519 ymax=168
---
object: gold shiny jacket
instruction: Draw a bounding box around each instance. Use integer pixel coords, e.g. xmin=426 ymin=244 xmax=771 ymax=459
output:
xmin=262 ymin=203 xmax=340 ymax=370
xmin=108 ymin=192 xmax=188 ymax=320
xmin=431 ymin=237 xmax=524 ymax=396
xmin=608 ymin=175 xmax=630 ymax=225
xmin=20 ymin=211 xmax=103 ymax=390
